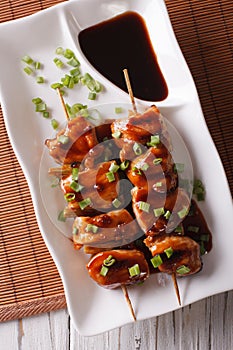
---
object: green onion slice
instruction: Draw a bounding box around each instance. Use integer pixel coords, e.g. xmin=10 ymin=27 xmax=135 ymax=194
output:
xmin=58 ymin=135 xmax=69 ymax=145
xmin=112 ymin=198 xmax=121 ymax=208
xmin=85 ymin=224 xmax=99 ymax=233
xmin=164 ymin=210 xmax=171 ymax=220
xmin=115 ymin=107 xmax=123 ymax=114
xmin=70 ymin=181 xmax=84 ymax=193
xmin=100 ymin=265 xmax=109 ymax=277
xmin=164 ymin=247 xmax=173 ymax=258
xmin=72 ymin=167 xmax=79 ymax=181
xmin=128 ymin=264 xmax=140 ymax=277
xmin=133 ymin=142 xmax=142 ymax=155
xmin=112 ymin=131 xmax=121 ymax=139
xmin=79 ymin=198 xmax=92 ymax=210
xmin=120 ymin=160 xmax=129 ymax=170
xmin=147 ymin=135 xmax=160 ymax=147
xmin=51 ymin=119 xmax=59 ymax=130
xmin=103 ymin=255 xmax=116 ymax=267
xmin=106 ymin=172 xmax=115 ymax=182
xmin=64 ymin=193 xmax=75 ymax=202
xmin=109 ymin=163 xmax=119 ymax=173
xmin=176 ymin=265 xmax=191 ymax=275
xmin=153 ymin=207 xmax=164 ymax=217
xmin=178 ymin=206 xmax=189 ymax=219
xmin=138 ymin=201 xmax=150 ymax=213
xmin=151 ymin=254 xmax=163 ymax=268
xmin=58 ymin=210 xmax=66 ymax=222
xmin=153 ymin=158 xmax=162 ymax=165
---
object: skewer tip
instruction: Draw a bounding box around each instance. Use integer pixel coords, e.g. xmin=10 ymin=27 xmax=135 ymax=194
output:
xmin=172 ymin=273 xmax=181 ymax=306
xmin=121 ymin=284 xmax=137 ymax=321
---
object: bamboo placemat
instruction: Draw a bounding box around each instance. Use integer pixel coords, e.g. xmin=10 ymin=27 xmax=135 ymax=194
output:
xmin=0 ymin=0 xmax=232 ymax=322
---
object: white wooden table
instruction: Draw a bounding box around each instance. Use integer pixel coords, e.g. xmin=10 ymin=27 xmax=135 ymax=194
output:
xmin=1 ymin=290 xmax=232 ymax=350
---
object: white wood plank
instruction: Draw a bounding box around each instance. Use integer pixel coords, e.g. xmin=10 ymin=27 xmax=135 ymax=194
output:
xmin=20 ymin=313 xmax=52 ymax=350
xmin=0 ymin=319 xmax=18 ymax=350
xmin=48 ymin=309 xmax=70 ymax=350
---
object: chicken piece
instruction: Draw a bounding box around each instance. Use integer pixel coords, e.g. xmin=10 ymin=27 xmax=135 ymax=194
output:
xmin=87 ymin=249 xmax=149 ymax=289
xmin=60 ymin=161 xmax=123 ymax=216
xmin=73 ymin=209 xmax=140 ymax=248
xmin=131 ymin=186 xmax=190 ymax=235
xmin=45 ymin=115 xmax=102 ymax=165
xmin=144 ymin=235 xmax=202 ymax=276
xmin=111 ymin=105 xmax=170 ymax=161
xmin=126 ymin=145 xmax=177 ymax=191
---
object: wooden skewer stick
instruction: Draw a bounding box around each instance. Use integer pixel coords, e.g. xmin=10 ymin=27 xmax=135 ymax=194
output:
xmin=172 ymin=273 xmax=181 ymax=306
xmin=56 ymin=88 xmax=70 ymax=121
xmin=121 ymin=284 xmax=136 ymax=321
xmin=123 ymin=69 xmax=138 ymax=115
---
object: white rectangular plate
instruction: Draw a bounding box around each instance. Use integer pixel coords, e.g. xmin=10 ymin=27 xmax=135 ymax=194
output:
xmin=0 ymin=0 xmax=232 ymax=336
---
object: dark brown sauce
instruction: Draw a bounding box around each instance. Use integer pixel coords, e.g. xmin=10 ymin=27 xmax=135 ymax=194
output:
xmin=78 ymin=11 xmax=168 ymax=101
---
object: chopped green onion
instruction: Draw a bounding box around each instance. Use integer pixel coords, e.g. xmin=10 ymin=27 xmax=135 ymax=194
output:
xmin=22 ymin=55 xmax=34 ymax=65
xmin=178 ymin=206 xmax=189 ymax=219
xmin=174 ymin=163 xmax=185 ymax=173
xmin=133 ymin=142 xmax=142 ymax=155
xmin=32 ymin=97 xmax=42 ymax=104
xmin=36 ymin=76 xmax=44 ymax=84
xmin=199 ymin=241 xmax=206 ymax=255
xmin=70 ymin=67 xmax=81 ymax=76
xmin=164 ymin=210 xmax=171 ymax=220
xmin=23 ymin=66 xmax=34 ymax=75
xmin=85 ymin=224 xmax=99 ymax=233
xmin=70 ymin=181 xmax=84 ymax=192
xmin=193 ymin=179 xmax=205 ymax=201
xmin=120 ymin=160 xmax=129 ymax=170
xmin=153 ymin=158 xmax=162 ymax=165
xmin=187 ymin=225 xmax=200 ymax=233
xmin=141 ymin=163 xmax=149 ymax=171
xmin=147 ymin=135 xmax=160 ymax=147
xmin=155 ymin=181 xmax=162 ymax=187
xmin=139 ymin=201 xmax=150 ymax=213
xmin=115 ymin=107 xmax=122 ymax=114
xmin=64 ymin=193 xmax=75 ymax=202
xmin=132 ymin=167 xmax=142 ymax=175
xmin=56 ymin=47 xmax=64 ymax=55
xmin=153 ymin=207 xmax=164 ymax=217
xmin=106 ymin=171 xmax=115 ymax=182
xmin=64 ymin=48 xmax=74 ymax=59
xmin=100 ymin=265 xmax=109 ymax=276
xmin=164 ymin=247 xmax=173 ymax=258
xmin=128 ymin=264 xmax=140 ymax=277
xmin=109 ymin=163 xmax=119 ymax=173
xmin=50 ymin=177 xmax=59 ymax=188
xmin=34 ymin=61 xmax=41 ymax=69
xmin=67 ymin=57 xmax=80 ymax=67
xmin=72 ymin=226 xmax=78 ymax=235
xmin=53 ymin=57 xmax=64 ymax=68
xmin=79 ymin=198 xmax=92 ymax=210
xmin=103 ymin=255 xmax=116 ymax=267
xmin=88 ymin=92 xmax=96 ymax=100
xmin=35 ymin=102 xmax=47 ymax=112
xmin=112 ymin=131 xmax=121 ymax=139
xmin=51 ymin=119 xmax=59 ymax=130
xmin=176 ymin=265 xmax=191 ymax=275
xmin=151 ymin=254 xmax=163 ymax=268
xmin=175 ymin=224 xmax=183 ymax=233
xmin=50 ymin=82 xmax=63 ymax=89
xmin=68 ymin=77 xmax=75 ymax=89
xmin=72 ymin=167 xmax=79 ymax=181
xmin=43 ymin=111 xmax=50 ymax=119
xmin=94 ymin=81 xmax=102 ymax=92
xmin=58 ymin=210 xmax=66 ymax=222
xmin=58 ymin=135 xmax=69 ymax=144
xmin=112 ymin=198 xmax=121 ymax=208
xmin=200 ymin=234 xmax=210 ymax=242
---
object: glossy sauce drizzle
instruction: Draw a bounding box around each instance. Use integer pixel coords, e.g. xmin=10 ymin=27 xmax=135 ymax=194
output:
xmin=78 ymin=11 xmax=168 ymax=101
